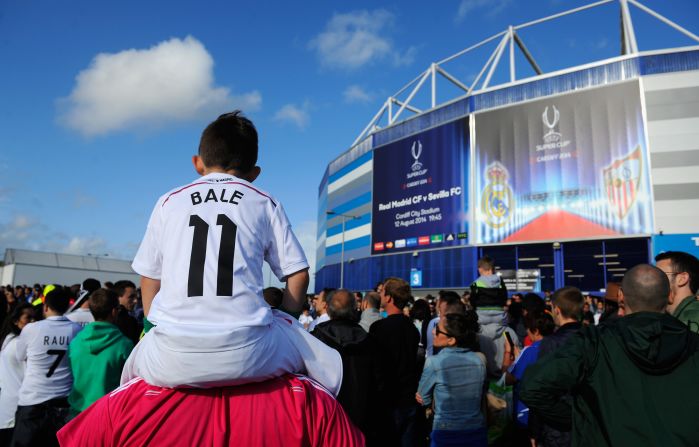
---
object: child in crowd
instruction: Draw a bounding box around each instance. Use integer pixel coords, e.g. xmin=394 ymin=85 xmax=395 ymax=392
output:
xmin=506 ymin=311 xmax=555 ymax=440
xmin=122 ymin=111 xmax=341 ymax=393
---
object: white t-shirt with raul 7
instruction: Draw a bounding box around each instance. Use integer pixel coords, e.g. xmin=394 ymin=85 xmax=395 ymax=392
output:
xmin=132 ymin=173 xmax=309 ymax=336
xmin=16 ymin=316 xmax=83 ymax=406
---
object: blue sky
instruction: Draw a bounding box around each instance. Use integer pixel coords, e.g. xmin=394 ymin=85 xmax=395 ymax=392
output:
xmin=1 ymin=0 xmax=697 ymax=286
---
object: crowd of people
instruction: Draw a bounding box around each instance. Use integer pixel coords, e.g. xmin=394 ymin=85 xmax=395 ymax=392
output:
xmin=1 ymin=248 xmax=698 ymax=446
xmin=1 ymin=111 xmax=698 ymax=447
xmin=285 ymin=250 xmax=699 ymax=446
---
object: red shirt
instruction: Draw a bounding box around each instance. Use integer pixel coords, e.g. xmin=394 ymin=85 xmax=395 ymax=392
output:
xmin=58 ymin=375 xmax=365 ymax=447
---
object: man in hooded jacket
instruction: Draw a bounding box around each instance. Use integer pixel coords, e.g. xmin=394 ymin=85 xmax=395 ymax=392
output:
xmin=520 ymin=264 xmax=699 ymax=447
xmin=312 ymin=289 xmax=386 ymax=446
xmin=68 ymin=288 xmax=133 ymax=416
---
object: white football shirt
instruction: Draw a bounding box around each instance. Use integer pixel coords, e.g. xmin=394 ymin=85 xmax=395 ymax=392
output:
xmin=16 ymin=316 xmax=83 ymax=406
xmin=0 ymin=334 xmax=24 ymax=428
xmin=132 ymin=173 xmax=308 ymax=333
xmin=66 ymin=308 xmax=94 ymax=327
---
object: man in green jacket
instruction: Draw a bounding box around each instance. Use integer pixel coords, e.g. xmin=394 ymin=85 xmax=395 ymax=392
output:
xmin=520 ymin=264 xmax=699 ymax=447
xmin=655 ymin=250 xmax=699 ymax=333
xmin=68 ymin=288 xmax=134 ymax=415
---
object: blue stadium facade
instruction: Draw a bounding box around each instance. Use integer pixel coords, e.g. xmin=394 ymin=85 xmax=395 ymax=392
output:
xmin=315 ymin=47 xmax=699 ymax=294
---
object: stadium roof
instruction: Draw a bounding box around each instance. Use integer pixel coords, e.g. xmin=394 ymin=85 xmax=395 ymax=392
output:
xmin=351 ymin=0 xmax=699 ymax=147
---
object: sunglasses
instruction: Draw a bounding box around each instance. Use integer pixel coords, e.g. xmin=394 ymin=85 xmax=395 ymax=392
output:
xmin=435 ymin=326 xmax=453 ymax=338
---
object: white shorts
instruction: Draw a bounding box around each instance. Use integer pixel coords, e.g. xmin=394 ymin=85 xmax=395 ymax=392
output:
xmin=121 ymin=310 xmax=343 ymax=396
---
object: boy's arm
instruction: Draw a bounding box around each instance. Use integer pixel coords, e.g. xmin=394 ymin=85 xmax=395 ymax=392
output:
xmin=282 ymin=268 xmax=309 ymax=314
xmin=140 ymin=276 xmax=161 ymax=318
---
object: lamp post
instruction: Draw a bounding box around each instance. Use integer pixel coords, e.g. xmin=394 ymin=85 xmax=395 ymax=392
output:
xmin=326 ymin=210 xmax=359 ymax=289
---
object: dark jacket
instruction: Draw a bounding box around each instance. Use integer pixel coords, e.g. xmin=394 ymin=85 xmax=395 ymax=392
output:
xmin=673 ymin=295 xmax=699 ymax=333
xmin=532 ymin=321 xmax=582 ymax=447
xmin=369 ymin=314 xmax=420 ymax=408
xmin=538 ymin=321 xmax=582 ymax=357
xmin=312 ymin=319 xmax=385 ymax=444
xmin=116 ymin=306 xmax=142 ymax=345
xmin=520 ymin=313 xmax=699 ymax=447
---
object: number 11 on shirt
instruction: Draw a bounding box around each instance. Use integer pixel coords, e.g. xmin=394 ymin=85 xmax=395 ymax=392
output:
xmin=188 ymin=214 xmax=237 ymax=297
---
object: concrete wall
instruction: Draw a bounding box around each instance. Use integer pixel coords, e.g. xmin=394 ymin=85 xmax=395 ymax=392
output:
xmin=643 ymin=70 xmax=699 ymax=235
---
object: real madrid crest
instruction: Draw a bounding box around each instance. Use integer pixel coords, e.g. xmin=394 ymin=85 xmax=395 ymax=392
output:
xmin=481 ymin=161 xmax=515 ymax=228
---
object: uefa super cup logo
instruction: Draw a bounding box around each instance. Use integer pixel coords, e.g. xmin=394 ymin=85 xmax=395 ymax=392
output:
xmin=411 ymin=140 xmax=423 ymax=171
xmin=542 ymin=105 xmax=562 ymax=144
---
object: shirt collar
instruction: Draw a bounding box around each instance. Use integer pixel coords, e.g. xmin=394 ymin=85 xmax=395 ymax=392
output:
xmin=198 ymin=172 xmax=246 ymax=183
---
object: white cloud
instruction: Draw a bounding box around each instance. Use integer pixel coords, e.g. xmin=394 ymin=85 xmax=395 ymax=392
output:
xmin=343 ymin=85 xmax=373 ymax=104
xmin=273 ymin=103 xmax=310 ymax=129
xmin=456 ymin=0 xmax=511 ymax=22
xmin=393 ymin=45 xmax=418 ymax=67
xmin=58 ymin=36 xmax=261 ymax=137
xmin=0 ymin=214 xmax=130 ymax=259
xmin=310 ymin=10 xmax=415 ymax=70
xmin=63 ymin=236 xmax=109 ymax=256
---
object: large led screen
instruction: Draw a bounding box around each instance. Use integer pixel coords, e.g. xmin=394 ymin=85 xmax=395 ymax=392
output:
xmin=371 ymin=117 xmax=469 ymax=255
xmin=473 ymin=80 xmax=652 ymax=244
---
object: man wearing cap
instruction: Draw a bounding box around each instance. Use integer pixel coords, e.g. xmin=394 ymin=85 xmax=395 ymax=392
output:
xmin=655 ymin=251 xmax=699 ymax=333
xmin=598 ymin=282 xmax=621 ymax=325
xmin=66 ymin=279 xmax=101 ymax=328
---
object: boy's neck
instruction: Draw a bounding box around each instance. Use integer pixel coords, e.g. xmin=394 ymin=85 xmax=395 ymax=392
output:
xmin=201 ymin=167 xmax=257 ymax=183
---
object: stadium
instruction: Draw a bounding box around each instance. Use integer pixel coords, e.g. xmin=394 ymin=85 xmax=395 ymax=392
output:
xmin=314 ymin=0 xmax=699 ymax=294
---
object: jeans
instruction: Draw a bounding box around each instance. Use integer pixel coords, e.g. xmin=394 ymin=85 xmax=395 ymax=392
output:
xmin=393 ymin=404 xmax=418 ymax=447
xmin=11 ymin=398 xmax=69 ymax=447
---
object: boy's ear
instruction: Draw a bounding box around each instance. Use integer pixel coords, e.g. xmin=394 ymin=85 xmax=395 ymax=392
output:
xmin=246 ymin=166 xmax=261 ymax=183
xmin=192 ymin=155 xmax=206 ymax=175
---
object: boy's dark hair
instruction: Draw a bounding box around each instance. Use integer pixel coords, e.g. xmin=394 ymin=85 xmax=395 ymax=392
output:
xmin=199 ymin=111 xmax=258 ymax=173
xmin=113 ymin=280 xmax=136 ymax=298
xmin=383 ymin=277 xmax=411 ymax=310
xmin=443 ymin=312 xmax=480 ymax=350
xmin=477 ymin=256 xmax=495 ymax=271
xmin=524 ymin=311 xmax=555 ymax=337
xmin=551 ymin=286 xmax=584 ymax=319
xmin=45 ymin=287 xmax=70 ymax=314
xmin=655 ymin=251 xmax=699 ymax=294
xmin=263 ymin=287 xmax=284 ymax=309
xmin=89 ymin=288 xmax=119 ymax=321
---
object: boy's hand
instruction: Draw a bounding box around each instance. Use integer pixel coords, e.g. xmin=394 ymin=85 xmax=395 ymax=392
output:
xmin=283 ymin=268 xmax=310 ymax=313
